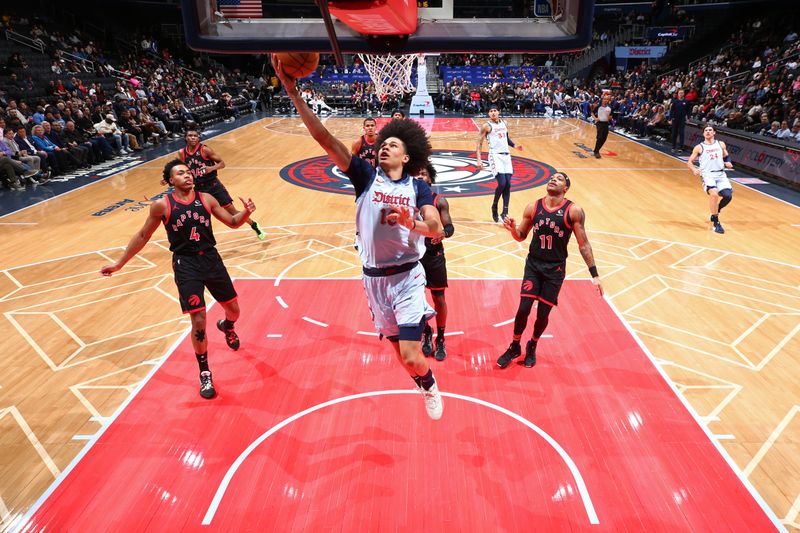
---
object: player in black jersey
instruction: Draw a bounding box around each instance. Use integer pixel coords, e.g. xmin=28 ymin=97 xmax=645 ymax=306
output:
xmin=417 ymin=162 xmax=454 ymax=361
xmin=351 ymin=118 xmax=378 ymax=167
xmin=350 ymin=118 xmax=379 ymax=250
xmin=497 ymin=171 xmax=603 ymax=368
xmin=101 ymin=159 xmax=256 ymax=399
xmin=178 ymin=129 xmax=266 ymax=241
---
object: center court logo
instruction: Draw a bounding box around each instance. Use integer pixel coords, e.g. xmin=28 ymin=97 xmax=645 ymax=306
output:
xmin=280 ymin=150 xmax=556 ymax=198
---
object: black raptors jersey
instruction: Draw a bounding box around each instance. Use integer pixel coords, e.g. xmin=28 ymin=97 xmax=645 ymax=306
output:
xmin=355 ymin=135 xmax=377 ymax=167
xmin=424 ymin=192 xmax=445 ymax=257
xmin=528 ymin=198 xmax=573 ymax=263
xmin=163 ymin=191 xmax=216 ymax=254
xmin=181 ymin=143 xmax=216 ymax=185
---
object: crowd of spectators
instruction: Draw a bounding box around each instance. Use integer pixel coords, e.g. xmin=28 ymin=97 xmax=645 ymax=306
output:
xmin=0 ymin=15 xmax=260 ymax=191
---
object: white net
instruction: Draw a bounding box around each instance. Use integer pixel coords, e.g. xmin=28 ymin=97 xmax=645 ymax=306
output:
xmin=357 ymin=53 xmax=418 ymax=97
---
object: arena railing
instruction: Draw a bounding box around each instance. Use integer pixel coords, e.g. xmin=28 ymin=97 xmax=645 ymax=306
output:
xmin=3 ymin=29 xmax=45 ymax=54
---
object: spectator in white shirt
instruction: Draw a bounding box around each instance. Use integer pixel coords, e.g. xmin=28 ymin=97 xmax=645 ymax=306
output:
xmin=776 ymin=121 xmax=792 ymax=139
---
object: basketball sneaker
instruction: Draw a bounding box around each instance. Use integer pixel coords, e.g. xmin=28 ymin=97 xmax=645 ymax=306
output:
xmin=421 ymin=324 xmax=434 ymax=356
xmin=524 ymin=339 xmax=537 ymax=368
xmin=434 ymin=337 xmax=447 ymax=361
xmin=497 ymin=342 xmax=521 ymax=368
xmin=199 ymin=371 xmax=216 ymax=399
xmin=713 ymin=220 xmax=725 ymax=234
xmin=251 ymin=221 xmax=266 ymax=240
xmin=491 ymin=206 xmax=499 ymax=223
xmin=418 ymin=381 xmax=443 ymax=420
xmin=217 ymin=319 xmax=240 ymax=350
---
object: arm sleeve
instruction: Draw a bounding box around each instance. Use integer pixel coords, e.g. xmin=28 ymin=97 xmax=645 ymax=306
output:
xmin=343 ymin=155 xmax=374 ymax=199
xmin=507 ymin=136 xmax=515 ymax=148
xmin=413 ymin=179 xmax=434 ymax=209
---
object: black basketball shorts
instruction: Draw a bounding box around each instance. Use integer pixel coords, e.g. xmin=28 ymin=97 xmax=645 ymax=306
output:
xmin=521 ymin=257 xmax=566 ymax=307
xmin=195 ymin=179 xmax=233 ymax=208
xmin=421 ymin=251 xmax=448 ymax=291
xmin=172 ymin=249 xmax=237 ymax=314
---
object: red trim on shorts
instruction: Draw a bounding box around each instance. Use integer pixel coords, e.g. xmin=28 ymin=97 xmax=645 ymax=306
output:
xmin=427 ymin=286 xmax=447 ymax=291
xmin=519 ymin=294 xmax=557 ymax=306
xmin=217 ymin=296 xmax=238 ymax=305
xmin=185 ymin=306 xmax=206 ymax=314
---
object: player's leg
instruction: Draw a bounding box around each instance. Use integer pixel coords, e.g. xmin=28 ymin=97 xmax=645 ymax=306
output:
xmin=498 ymin=263 xmax=541 ymax=368
xmin=718 ymin=187 xmax=733 ymax=212
xmin=431 ymin=289 xmax=448 ymax=361
xmin=489 ymin=153 xmax=502 ymax=222
xmin=390 ymin=265 xmax=442 ymax=419
xmin=501 ymin=173 xmax=512 ymax=218
xmin=492 ymin=173 xmax=509 ymax=223
xmin=523 ymin=264 xmax=564 ymax=367
xmin=217 ymin=183 xmax=266 ymax=240
xmin=705 ymin=183 xmax=724 ymax=234
xmin=174 ymin=257 xmax=216 ymax=398
xmin=204 ymin=251 xmax=241 ymax=350
xmin=420 ymin=259 xmax=435 ymax=356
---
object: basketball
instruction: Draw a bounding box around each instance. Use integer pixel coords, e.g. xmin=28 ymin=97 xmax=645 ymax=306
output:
xmin=275 ymin=52 xmax=320 ymax=79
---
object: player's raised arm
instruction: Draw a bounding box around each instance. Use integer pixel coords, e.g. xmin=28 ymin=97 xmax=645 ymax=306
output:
xmin=503 ymin=202 xmax=535 ymax=242
xmin=100 ymin=200 xmax=166 ymax=276
xmin=272 ymin=55 xmax=351 ymax=171
xmin=201 ymin=144 xmax=226 ymax=173
xmin=570 ymin=203 xmax=603 ymax=296
xmin=205 ymin=193 xmax=256 ymax=228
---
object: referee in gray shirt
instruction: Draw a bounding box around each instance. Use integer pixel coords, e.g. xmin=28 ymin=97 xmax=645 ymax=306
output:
xmin=592 ymin=94 xmax=612 ymax=159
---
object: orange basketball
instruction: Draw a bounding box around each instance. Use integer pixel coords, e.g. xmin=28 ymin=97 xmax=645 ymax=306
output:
xmin=275 ymin=52 xmax=320 ymax=79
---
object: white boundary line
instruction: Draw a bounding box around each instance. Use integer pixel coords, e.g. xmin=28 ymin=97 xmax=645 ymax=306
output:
xmin=11 ymin=310 xmax=196 ymax=533
xmin=605 ymin=297 xmax=787 ymax=532
xmin=200 ymin=389 xmax=599 ymax=526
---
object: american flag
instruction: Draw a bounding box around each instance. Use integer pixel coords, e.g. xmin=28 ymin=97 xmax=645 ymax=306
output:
xmin=217 ymin=0 xmax=262 ymax=18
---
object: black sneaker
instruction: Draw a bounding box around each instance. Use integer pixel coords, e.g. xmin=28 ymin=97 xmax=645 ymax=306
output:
xmin=497 ymin=342 xmax=521 ymax=368
xmin=217 ymin=319 xmax=240 ymax=350
xmin=491 ymin=207 xmax=499 ymax=223
xmin=421 ymin=324 xmax=434 ymax=356
xmin=199 ymin=371 xmax=216 ymax=399
xmin=713 ymin=221 xmax=725 ymax=234
xmin=434 ymin=337 xmax=447 ymax=361
xmin=524 ymin=339 xmax=537 ymax=367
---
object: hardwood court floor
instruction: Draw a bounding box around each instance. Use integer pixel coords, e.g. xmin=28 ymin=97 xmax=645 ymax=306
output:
xmin=1 ymin=116 xmax=798 ymax=531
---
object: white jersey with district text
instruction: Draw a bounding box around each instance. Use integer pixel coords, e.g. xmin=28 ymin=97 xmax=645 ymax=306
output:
xmin=355 ymin=167 xmax=427 ymax=268
xmin=486 ymin=120 xmax=511 ymax=153
xmin=698 ymin=140 xmax=725 ymax=176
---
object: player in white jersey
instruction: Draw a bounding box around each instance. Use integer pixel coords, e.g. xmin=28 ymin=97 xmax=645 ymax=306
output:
xmin=273 ymin=55 xmax=445 ymax=420
xmin=476 ymin=104 xmax=524 ymax=223
xmin=687 ymin=123 xmax=733 ymax=234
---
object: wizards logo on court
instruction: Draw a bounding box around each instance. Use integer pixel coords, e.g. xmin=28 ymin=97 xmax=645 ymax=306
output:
xmin=280 ymin=150 xmax=556 ymax=198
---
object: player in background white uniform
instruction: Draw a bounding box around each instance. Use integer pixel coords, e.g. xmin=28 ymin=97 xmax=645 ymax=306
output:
xmin=476 ymin=104 xmax=524 ymax=223
xmin=273 ymin=55 xmax=445 ymax=420
xmin=687 ymin=124 xmax=734 ymax=234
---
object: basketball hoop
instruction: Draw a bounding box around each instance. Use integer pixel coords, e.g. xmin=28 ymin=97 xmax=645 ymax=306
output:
xmin=358 ymin=53 xmax=418 ymax=97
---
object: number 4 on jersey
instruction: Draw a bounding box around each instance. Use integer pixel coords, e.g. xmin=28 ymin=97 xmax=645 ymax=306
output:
xmin=189 ymin=226 xmax=201 ymax=241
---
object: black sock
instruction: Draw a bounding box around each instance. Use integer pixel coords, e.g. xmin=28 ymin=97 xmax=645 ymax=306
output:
xmin=412 ymin=375 xmax=423 ymax=388
xmin=223 ymin=319 xmax=236 ymax=330
xmin=711 ymin=214 xmax=719 ymax=222
xmin=418 ymin=369 xmax=436 ymax=391
xmin=196 ymin=352 xmax=209 ymax=373
xmin=511 ymin=339 xmax=521 ymax=349
xmin=250 ymin=220 xmax=260 ymax=230
xmin=437 ymin=327 xmax=445 ymax=340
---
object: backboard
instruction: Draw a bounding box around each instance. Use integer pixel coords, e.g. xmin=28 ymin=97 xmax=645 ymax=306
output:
xmin=182 ymin=0 xmax=594 ymax=55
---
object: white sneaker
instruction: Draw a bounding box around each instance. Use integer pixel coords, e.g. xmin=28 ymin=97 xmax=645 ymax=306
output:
xmin=418 ymin=381 xmax=443 ymax=420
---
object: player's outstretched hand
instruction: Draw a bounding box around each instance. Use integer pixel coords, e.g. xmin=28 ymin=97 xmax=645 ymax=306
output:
xmin=592 ymin=276 xmax=604 ymax=297
xmin=239 ymin=196 xmax=256 ymax=214
xmin=386 ymin=205 xmax=414 ymax=230
xmin=100 ymin=263 xmax=121 ymax=277
xmin=502 ymin=216 xmax=516 ymax=233
xmin=271 ymin=55 xmax=296 ymax=91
